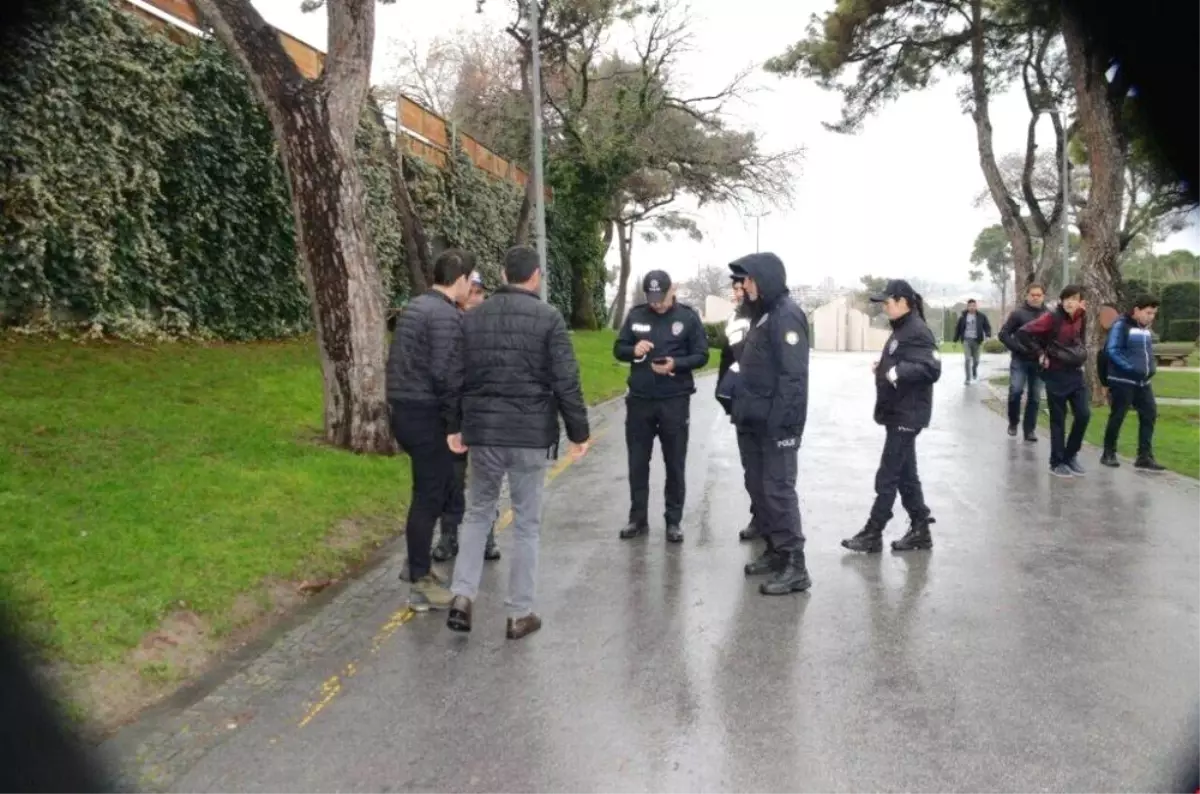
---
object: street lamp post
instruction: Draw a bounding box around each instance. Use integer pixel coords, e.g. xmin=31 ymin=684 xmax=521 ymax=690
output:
xmin=749 ymin=211 xmax=770 ymax=252
xmin=527 ymin=0 xmax=549 ymax=301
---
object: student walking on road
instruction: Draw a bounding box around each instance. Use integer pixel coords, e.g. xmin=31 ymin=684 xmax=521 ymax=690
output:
xmin=446 ymin=246 xmax=590 ymax=640
xmin=954 ymin=298 xmax=992 ymax=384
xmin=433 ymin=270 xmax=501 ymax=564
xmin=998 ymin=283 xmax=1049 ymax=441
xmin=1100 ymin=294 xmax=1167 ymax=472
xmin=726 ymin=252 xmax=812 ymax=596
xmin=1017 ymin=285 xmax=1091 ymax=478
xmin=386 ymin=250 xmax=473 ymax=610
xmin=613 ymin=270 xmax=710 ymax=544
xmin=843 ymin=279 xmax=942 ymax=554
xmin=716 ymin=264 xmax=763 ymax=543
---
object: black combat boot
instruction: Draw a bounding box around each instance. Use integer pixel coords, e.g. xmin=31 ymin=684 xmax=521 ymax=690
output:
xmin=618 ymin=521 xmax=649 ymax=540
xmin=841 ymin=520 xmax=884 ymax=553
xmin=665 ymin=523 xmax=684 ymax=543
xmin=484 ymin=528 xmax=501 ymax=561
xmin=759 ymin=550 xmax=812 ymax=595
xmin=891 ymin=516 xmax=934 ymax=552
xmin=431 ymin=524 xmax=459 ymax=562
xmin=738 ymin=521 xmax=760 ymax=541
xmin=744 ymin=541 xmax=785 ymax=576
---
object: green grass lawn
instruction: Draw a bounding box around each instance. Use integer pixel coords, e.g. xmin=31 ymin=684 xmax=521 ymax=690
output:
xmin=1 ymin=330 xmax=636 ymax=669
xmin=987 ymin=375 xmax=1199 ymax=477
xmin=1154 ymin=370 xmax=1200 ymax=399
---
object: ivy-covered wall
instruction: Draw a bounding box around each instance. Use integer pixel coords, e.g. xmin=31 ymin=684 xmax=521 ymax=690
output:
xmin=0 ymin=0 xmax=596 ymax=339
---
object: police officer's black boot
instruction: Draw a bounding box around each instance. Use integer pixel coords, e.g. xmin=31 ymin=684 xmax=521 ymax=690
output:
xmin=841 ymin=520 xmax=884 ymax=553
xmin=759 ymin=550 xmax=812 ymax=595
xmin=737 ymin=521 xmax=759 ymax=541
xmin=483 ymin=527 xmax=501 ymax=561
xmin=618 ymin=521 xmax=649 ymax=540
xmin=665 ymin=523 xmax=684 ymax=543
xmin=744 ymin=540 xmax=785 ymax=576
xmin=891 ymin=516 xmax=934 ymax=552
xmin=431 ymin=524 xmax=459 ymax=562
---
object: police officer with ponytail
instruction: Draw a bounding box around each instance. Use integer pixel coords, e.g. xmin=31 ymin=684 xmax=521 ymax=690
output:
xmin=843 ymin=279 xmax=941 ymax=554
xmin=715 ymin=262 xmax=761 ymax=541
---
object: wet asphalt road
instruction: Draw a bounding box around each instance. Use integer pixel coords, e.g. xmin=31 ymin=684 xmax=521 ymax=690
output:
xmin=109 ymin=353 xmax=1199 ymax=792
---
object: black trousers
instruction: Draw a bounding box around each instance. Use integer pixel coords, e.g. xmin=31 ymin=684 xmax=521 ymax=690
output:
xmin=1047 ymin=384 xmax=1091 ymax=467
xmin=737 ymin=429 xmax=804 ymax=553
xmin=1103 ymin=382 xmax=1156 ymax=458
xmin=869 ymin=426 xmax=930 ymax=526
xmin=389 ymin=401 xmax=455 ymax=581
xmin=735 ymin=428 xmax=761 ymax=531
xmin=626 ymin=395 xmax=690 ymax=526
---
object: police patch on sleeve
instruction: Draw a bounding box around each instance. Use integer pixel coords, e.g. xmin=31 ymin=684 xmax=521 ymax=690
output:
xmin=932 ymin=349 xmax=941 ymax=361
xmin=671 ymin=321 xmax=684 ymax=336
xmin=785 ymin=330 xmax=800 ymax=345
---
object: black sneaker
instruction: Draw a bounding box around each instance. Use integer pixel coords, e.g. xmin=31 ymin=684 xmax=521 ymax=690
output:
xmin=484 ymin=530 xmax=501 ymax=561
xmin=446 ymin=595 xmax=472 ymax=633
xmin=1050 ymin=463 xmax=1074 ymax=478
xmin=665 ymin=524 xmax=684 ymax=544
xmin=1024 ymin=432 xmax=1038 ymax=443
xmin=1100 ymin=451 xmax=1120 ymax=468
xmin=618 ymin=522 xmax=649 ymax=540
xmin=1134 ymin=456 xmax=1167 ymax=473
xmin=1066 ymin=457 xmax=1087 ymax=476
xmin=1008 ymin=424 xmax=1018 ymax=437
xmin=431 ymin=531 xmax=458 ymax=562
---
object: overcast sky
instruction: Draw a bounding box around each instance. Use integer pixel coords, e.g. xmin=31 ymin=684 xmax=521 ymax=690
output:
xmin=252 ymin=0 xmax=1199 ymax=293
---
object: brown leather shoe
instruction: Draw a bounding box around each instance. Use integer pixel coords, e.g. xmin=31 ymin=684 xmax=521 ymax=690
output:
xmin=446 ymin=596 xmax=472 ymax=633
xmin=505 ymin=613 xmax=542 ymax=640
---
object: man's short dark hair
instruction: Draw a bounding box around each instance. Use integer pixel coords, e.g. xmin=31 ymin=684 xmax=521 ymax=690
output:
xmin=1026 ymin=282 xmax=1045 ymax=293
xmin=1060 ymin=284 xmax=1085 ymax=301
xmin=967 ymin=298 xmax=978 ymax=305
xmin=433 ymin=249 xmax=476 ymax=287
xmin=503 ymin=246 xmax=540 ymax=285
xmin=1132 ymin=293 xmax=1160 ymax=310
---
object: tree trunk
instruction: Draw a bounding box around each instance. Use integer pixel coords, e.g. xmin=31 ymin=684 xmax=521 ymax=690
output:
xmin=610 ymin=219 xmax=633 ymax=330
xmin=513 ymin=180 xmax=535 ymax=246
xmin=1063 ymin=7 xmax=1126 ymax=404
xmin=968 ymin=0 xmax=1036 ymax=288
xmin=368 ymin=96 xmax=429 ymax=295
xmin=195 ymin=0 xmax=394 ymax=454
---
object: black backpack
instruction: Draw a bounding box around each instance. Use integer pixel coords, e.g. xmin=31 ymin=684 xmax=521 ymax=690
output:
xmin=1096 ymin=317 xmax=1131 ymax=387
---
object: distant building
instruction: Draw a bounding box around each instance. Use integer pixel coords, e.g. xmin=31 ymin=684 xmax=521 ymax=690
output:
xmin=810 ymin=295 xmax=891 ymax=352
xmin=703 ymin=295 xmax=733 ymax=323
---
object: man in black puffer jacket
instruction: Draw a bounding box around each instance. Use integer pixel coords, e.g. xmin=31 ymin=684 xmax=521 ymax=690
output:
xmin=387 ymin=249 xmax=473 ymax=611
xmin=446 ymin=246 xmax=590 ymax=641
xmin=728 ymin=252 xmax=812 ymax=597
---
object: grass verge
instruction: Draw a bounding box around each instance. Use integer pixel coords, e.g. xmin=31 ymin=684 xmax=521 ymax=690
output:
xmin=1 ymin=329 xmax=639 ymax=728
xmin=986 ymin=375 xmax=1199 ymax=477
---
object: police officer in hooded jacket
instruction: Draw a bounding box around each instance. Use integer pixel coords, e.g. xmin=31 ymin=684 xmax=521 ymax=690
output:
xmin=614 ymin=270 xmax=710 ymax=543
xmin=715 ymin=262 xmax=762 ymax=542
xmin=843 ymin=279 xmax=941 ymax=554
xmin=726 ymin=252 xmax=812 ymax=596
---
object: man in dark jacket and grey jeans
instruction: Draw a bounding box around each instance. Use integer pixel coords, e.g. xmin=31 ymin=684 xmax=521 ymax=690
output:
xmin=387 ymin=249 xmax=473 ymax=610
xmin=997 ymin=283 xmax=1049 ymax=441
xmin=446 ymin=246 xmax=591 ymax=640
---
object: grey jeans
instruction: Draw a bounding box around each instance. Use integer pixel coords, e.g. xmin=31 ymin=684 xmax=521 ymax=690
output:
xmin=450 ymin=445 xmax=552 ymax=618
xmin=963 ymin=339 xmax=982 ymax=380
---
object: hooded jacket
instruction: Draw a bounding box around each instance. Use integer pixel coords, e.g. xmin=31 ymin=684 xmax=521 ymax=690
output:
xmin=726 ymin=253 xmax=810 ymax=440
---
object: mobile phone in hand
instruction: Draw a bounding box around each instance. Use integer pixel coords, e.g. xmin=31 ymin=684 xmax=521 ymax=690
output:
xmin=652 ymin=357 xmax=669 ymax=365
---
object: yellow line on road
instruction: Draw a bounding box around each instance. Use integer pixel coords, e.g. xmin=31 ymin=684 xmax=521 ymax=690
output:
xmin=295 ymin=426 xmax=607 ymax=729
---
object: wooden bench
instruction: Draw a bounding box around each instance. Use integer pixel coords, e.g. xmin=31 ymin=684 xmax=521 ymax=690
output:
xmin=1155 ymin=342 xmax=1196 ymax=367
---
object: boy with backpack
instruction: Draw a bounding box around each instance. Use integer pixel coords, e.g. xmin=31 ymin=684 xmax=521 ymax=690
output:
xmin=1099 ymin=294 xmax=1166 ymax=472
xmin=1016 ymin=285 xmax=1091 ymax=478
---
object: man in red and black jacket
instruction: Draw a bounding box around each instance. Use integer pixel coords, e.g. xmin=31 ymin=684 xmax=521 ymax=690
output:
xmin=1016 ymin=284 xmax=1091 ymax=478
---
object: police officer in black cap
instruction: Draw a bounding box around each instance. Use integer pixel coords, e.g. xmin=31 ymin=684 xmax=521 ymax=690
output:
xmin=715 ymin=261 xmax=762 ymax=542
xmin=613 ymin=269 xmax=710 ymax=543
xmin=843 ymin=278 xmax=941 ymax=553
xmin=726 ymin=252 xmax=812 ymax=596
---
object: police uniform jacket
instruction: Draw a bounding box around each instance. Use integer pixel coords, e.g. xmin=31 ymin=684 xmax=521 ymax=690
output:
xmin=874 ymin=310 xmax=942 ymax=429
xmin=715 ymin=301 xmax=757 ymax=415
xmin=614 ymin=301 xmax=710 ymax=400
xmin=727 ymin=253 xmax=810 ymax=440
